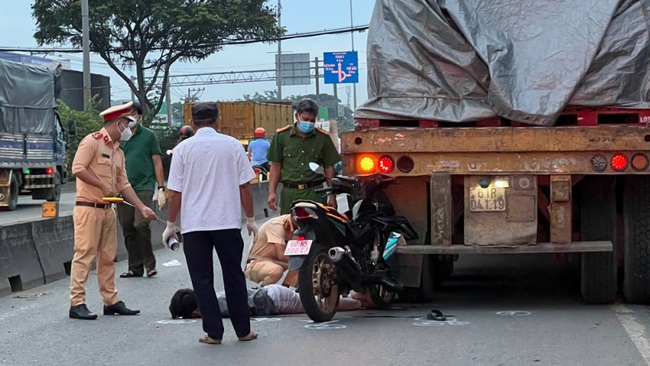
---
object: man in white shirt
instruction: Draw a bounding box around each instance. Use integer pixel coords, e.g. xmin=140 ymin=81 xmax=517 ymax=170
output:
xmin=163 ymin=103 xmax=259 ymax=345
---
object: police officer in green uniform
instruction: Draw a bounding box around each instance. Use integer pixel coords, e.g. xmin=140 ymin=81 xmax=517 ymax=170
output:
xmin=267 ymin=99 xmax=341 ymax=214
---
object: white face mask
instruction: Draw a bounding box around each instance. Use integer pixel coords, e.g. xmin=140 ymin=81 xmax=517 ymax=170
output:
xmin=119 ymin=122 xmax=133 ymax=141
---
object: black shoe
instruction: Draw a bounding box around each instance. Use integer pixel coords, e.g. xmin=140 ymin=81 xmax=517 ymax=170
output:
xmin=103 ymin=301 xmax=141 ymax=316
xmin=69 ymin=304 xmax=98 ymax=320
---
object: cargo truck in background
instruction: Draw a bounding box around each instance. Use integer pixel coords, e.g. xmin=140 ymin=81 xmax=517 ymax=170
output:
xmin=0 ymin=59 xmax=70 ymax=211
xmin=343 ymin=0 xmax=650 ymax=304
xmin=183 ymin=101 xmax=294 ymax=149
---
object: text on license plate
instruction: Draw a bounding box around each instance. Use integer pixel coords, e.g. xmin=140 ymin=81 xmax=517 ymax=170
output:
xmin=469 ymin=187 xmax=506 ymax=212
xmin=284 ymin=239 xmax=313 ymax=256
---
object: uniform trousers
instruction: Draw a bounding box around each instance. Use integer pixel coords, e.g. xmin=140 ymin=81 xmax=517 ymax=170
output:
xmin=279 ymin=186 xmax=326 ymax=215
xmin=70 ymin=205 xmax=119 ymax=306
xmin=183 ymin=229 xmax=251 ymax=340
xmin=245 ymin=260 xmax=298 ymax=287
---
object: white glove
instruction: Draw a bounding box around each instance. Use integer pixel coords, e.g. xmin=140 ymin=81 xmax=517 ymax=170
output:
xmin=246 ymin=217 xmax=258 ymax=241
xmin=162 ymin=221 xmax=179 ymax=248
xmin=157 ymin=187 xmax=166 ymax=209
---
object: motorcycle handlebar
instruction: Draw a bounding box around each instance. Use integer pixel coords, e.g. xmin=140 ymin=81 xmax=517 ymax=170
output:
xmin=314 ymin=186 xmax=333 ymax=194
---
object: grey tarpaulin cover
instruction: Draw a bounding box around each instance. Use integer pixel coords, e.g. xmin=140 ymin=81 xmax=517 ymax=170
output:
xmin=356 ymin=0 xmax=650 ymax=126
xmin=0 ymin=58 xmax=58 ymax=134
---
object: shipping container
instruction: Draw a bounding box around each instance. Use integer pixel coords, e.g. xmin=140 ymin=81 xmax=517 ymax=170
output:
xmin=183 ymin=101 xmax=294 ymax=143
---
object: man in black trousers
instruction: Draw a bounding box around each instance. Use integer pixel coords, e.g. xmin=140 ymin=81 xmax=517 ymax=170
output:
xmin=163 ymin=103 xmax=259 ymax=344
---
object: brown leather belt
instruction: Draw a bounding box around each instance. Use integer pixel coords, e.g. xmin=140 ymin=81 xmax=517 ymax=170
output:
xmin=76 ymin=201 xmax=111 ymax=209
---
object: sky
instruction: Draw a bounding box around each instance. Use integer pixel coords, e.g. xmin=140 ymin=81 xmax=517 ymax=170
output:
xmin=0 ymin=0 xmax=374 ymax=107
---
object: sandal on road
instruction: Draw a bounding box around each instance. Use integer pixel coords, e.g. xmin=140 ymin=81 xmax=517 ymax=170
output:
xmin=199 ymin=334 xmax=221 ymax=345
xmin=147 ymin=269 xmax=158 ymax=277
xmin=238 ymin=332 xmax=258 ymax=342
xmin=119 ymin=271 xmax=143 ymax=278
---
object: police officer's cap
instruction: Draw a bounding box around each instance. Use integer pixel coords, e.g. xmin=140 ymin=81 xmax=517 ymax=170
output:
xmin=192 ymin=103 xmax=219 ymax=120
xmin=100 ymin=101 xmax=136 ymax=123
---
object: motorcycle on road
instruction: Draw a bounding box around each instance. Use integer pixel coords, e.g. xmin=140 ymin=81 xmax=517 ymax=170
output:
xmin=286 ymin=163 xmax=418 ymax=322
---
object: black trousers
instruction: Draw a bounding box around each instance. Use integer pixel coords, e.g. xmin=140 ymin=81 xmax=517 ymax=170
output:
xmin=183 ymin=229 xmax=251 ymax=339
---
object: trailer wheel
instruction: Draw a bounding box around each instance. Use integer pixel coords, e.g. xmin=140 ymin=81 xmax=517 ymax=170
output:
xmin=579 ymin=176 xmax=617 ymax=304
xmin=623 ymin=176 xmax=650 ymax=304
xmin=2 ymin=174 xmax=19 ymax=211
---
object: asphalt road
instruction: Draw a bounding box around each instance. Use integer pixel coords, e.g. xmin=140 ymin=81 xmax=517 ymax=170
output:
xmin=0 ymin=222 xmax=649 ymax=366
xmin=0 ymin=183 xmax=77 ymax=226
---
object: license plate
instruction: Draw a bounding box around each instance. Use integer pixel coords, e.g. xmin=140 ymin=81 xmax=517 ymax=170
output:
xmin=285 ymin=239 xmax=313 ymax=256
xmin=469 ymin=187 xmax=506 ymax=212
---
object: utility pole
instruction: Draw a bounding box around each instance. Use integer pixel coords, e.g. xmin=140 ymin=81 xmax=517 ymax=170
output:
xmin=315 ymin=57 xmax=320 ymax=98
xmin=81 ymin=0 xmax=91 ymax=109
xmin=276 ymin=0 xmax=282 ymax=101
xmin=130 ymin=75 xmax=136 ymax=102
xmin=349 ymin=0 xmax=357 ymax=110
xmin=333 ymin=84 xmax=339 ymax=120
xmin=165 ymin=71 xmax=173 ymax=127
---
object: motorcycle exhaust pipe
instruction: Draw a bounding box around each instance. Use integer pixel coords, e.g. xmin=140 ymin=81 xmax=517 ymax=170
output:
xmin=328 ymin=247 xmax=347 ymax=263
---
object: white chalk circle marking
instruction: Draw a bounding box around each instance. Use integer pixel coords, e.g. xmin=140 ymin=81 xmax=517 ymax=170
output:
xmin=413 ymin=317 xmax=469 ymax=327
xmin=157 ymin=319 xmax=197 ymax=324
xmin=304 ymin=320 xmax=346 ymax=330
xmin=496 ymin=311 xmax=531 ymax=317
xmin=252 ymin=317 xmax=281 ymax=322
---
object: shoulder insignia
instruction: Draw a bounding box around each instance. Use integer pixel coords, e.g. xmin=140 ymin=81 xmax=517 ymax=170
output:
xmin=316 ymin=127 xmax=329 ymax=135
xmin=92 ymin=132 xmax=102 ymax=139
xmin=276 ymin=125 xmax=291 ymax=133
xmin=103 ymin=135 xmax=110 ymax=144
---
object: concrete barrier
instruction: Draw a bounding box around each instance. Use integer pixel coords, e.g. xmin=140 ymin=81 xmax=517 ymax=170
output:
xmin=32 ymin=216 xmax=75 ymax=284
xmin=0 ymin=181 xmax=279 ymax=298
xmin=0 ymin=221 xmax=44 ymax=298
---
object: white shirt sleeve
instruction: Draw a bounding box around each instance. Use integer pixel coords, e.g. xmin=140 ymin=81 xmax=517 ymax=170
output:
xmin=167 ymin=146 xmax=184 ymax=192
xmin=237 ymin=142 xmax=256 ymax=185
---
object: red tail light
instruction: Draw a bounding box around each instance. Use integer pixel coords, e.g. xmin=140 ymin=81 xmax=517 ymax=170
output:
xmin=297 ymin=236 xmax=305 ymax=241
xmin=610 ymin=154 xmax=628 ymax=171
xmin=293 ymin=206 xmax=319 ymax=220
xmin=46 ymin=167 xmax=54 ymax=175
xmin=254 ymin=168 xmax=260 ymax=175
xmin=378 ymin=156 xmax=394 ymax=173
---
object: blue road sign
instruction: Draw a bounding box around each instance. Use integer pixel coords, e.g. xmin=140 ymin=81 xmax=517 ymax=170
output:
xmin=323 ymin=51 xmax=358 ymax=84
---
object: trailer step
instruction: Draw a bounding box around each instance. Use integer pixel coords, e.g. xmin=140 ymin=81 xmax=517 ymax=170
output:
xmin=396 ymin=241 xmax=612 ymax=255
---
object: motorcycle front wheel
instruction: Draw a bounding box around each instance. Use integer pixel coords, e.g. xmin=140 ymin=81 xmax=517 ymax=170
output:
xmin=298 ymin=243 xmax=340 ymax=322
xmin=369 ymin=284 xmax=396 ymax=310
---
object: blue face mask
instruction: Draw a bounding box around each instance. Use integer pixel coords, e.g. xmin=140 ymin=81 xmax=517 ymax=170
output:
xmin=298 ymin=121 xmax=315 ymax=134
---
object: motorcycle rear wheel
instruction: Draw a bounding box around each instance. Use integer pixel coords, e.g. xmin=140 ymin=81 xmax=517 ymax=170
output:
xmin=298 ymin=243 xmax=340 ymax=322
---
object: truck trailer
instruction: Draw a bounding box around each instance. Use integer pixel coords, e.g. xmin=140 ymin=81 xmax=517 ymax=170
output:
xmin=343 ymin=0 xmax=650 ymax=304
xmin=0 ymin=59 xmax=68 ymax=211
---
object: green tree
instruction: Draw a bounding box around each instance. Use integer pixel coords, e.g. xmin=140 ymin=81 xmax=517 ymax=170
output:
xmin=32 ymin=0 xmax=283 ymax=116
xmin=57 ymin=99 xmax=104 ymax=176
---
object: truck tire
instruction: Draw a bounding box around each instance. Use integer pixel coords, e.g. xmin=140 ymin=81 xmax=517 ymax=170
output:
xmin=623 ymin=176 xmax=650 ymax=304
xmin=1 ymin=174 xmax=19 ymax=211
xmin=580 ymin=176 xmax=617 ymax=304
xmin=47 ymin=172 xmax=62 ymax=202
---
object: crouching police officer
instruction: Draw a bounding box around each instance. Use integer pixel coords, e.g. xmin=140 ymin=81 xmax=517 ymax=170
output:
xmin=267 ymin=99 xmax=341 ymax=214
xmin=69 ymin=102 xmax=157 ymax=320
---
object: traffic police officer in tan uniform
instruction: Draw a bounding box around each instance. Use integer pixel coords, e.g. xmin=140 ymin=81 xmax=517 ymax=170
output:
xmin=267 ymin=99 xmax=341 ymax=214
xmin=69 ymin=102 xmax=157 ymax=320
